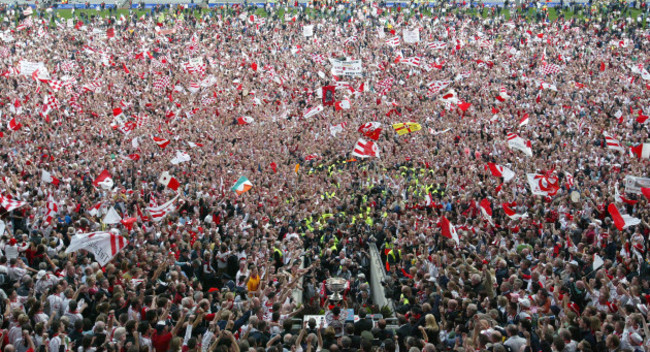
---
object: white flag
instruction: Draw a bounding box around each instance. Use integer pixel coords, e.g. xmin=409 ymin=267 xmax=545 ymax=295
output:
xmin=171 ymin=151 xmax=191 ymax=165
xmin=103 ymin=207 xmax=122 ymax=225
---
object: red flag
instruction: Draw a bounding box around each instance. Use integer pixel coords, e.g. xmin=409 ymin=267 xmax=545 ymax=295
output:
xmin=120 ymin=217 xmax=137 ymax=230
xmin=8 ymin=117 xmax=22 ymax=131
xmin=458 ymin=101 xmax=471 ymax=112
xmin=270 ymin=162 xmax=277 ymax=173
xmin=600 ymin=62 xmax=606 ymax=71
xmin=251 ymin=62 xmax=258 ymax=72
xmin=122 ymin=63 xmax=130 ymax=74
xmin=439 ymin=216 xmax=459 ymax=245
xmin=107 ymin=27 xmax=115 ymax=38
xmin=641 ymin=187 xmax=650 ymax=201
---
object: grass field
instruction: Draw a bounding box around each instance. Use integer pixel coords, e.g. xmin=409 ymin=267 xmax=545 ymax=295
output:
xmin=8 ymin=4 xmax=647 ymax=27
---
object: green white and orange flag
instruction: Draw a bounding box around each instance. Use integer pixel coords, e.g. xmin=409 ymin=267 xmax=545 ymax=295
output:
xmin=231 ymin=176 xmax=253 ymax=196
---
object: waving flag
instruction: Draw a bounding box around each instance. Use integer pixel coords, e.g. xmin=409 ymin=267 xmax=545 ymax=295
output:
xmin=93 ymin=170 xmax=113 ymax=189
xmin=608 ymin=203 xmax=641 ymax=230
xmin=507 ymin=133 xmax=533 ymax=157
xmin=603 ymin=132 xmax=624 ymax=152
xmin=170 ymin=151 xmax=191 ymax=165
xmin=385 ymin=36 xmax=400 ymax=47
xmin=399 ymin=57 xmax=421 ymax=67
xmin=330 ymin=122 xmax=347 ymax=137
xmin=8 ymin=117 xmax=22 ymax=131
xmin=527 ymin=173 xmax=560 ymax=196
xmin=541 ymin=64 xmax=561 ymax=75
xmin=159 ymin=171 xmax=180 ymax=191
xmin=146 ymin=194 xmax=180 ymax=222
xmin=358 ymin=122 xmax=383 ymax=141
xmin=351 ymin=138 xmax=380 ymax=158
xmin=231 ymin=176 xmax=253 ymax=195
xmin=502 ymin=202 xmax=528 ymax=220
xmin=153 ymin=136 xmax=170 ymax=149
xmin=237 ymin=116 xmax=254 ymax=125
xmin=41 ymin=170 xmax=60 ymax=186
xmin=426 ymin=80 xmax=452 ymax=97
xmin=392 ymin=122 xmax=422 ymax=136
xmin=427 ymin=41 xmax=446 ymax=50
xmin=303 ymin=105 xmax=324 ymax=119
xmin=439 ymin=216 xmax=459 ymax=246
xmin=629 ymin=143 xmax=650 ymax=159
xmin=479 ymin=199 xmax=494 ymax=225
xmin=0 ymin=194 xmax=27 ymax=212
xmin=487 ymin=163 xmax=515 ymax=182
xmin=65 ymin=231 xmax=128 ymax=266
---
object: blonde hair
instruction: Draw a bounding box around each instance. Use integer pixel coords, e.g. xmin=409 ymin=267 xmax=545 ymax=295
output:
xmin=425 ymin=314 xmax=439 ymax=331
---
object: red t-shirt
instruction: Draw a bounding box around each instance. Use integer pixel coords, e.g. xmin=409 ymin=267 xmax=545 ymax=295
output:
xmin=152 ymin=331 xmax=173 ymax=352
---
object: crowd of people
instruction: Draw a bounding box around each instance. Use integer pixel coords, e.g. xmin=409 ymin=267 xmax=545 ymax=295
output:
xmin=0 ymin=1 xmax=649 ymax=352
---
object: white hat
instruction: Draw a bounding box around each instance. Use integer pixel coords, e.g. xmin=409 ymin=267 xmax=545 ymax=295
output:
xmin=36 ymin=270 xmax=46 ymax=280
xmin=630 ymin=333 xmax=643 ymax=346
xmin=518 ymin=298 xmax=531 ymax=308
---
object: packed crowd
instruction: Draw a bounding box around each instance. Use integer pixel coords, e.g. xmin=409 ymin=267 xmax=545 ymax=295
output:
xmin=0 ymin=1 xmax=649 ymax=352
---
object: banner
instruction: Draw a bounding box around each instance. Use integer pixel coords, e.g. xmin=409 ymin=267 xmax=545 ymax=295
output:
xmin=329 ymin=59 xmax=363 ymax=77
xmin=322 ymin=86 xmax=335 ymax=106
xmin=624 ymin=175 xmax=650 ymax=195
xmin=19 ymin=60 xmax=46 ymax=77
xmin=303 ymin=25 xmax=314 ymax=37
xmin=403 ymin=28 xmax=420 ymax=44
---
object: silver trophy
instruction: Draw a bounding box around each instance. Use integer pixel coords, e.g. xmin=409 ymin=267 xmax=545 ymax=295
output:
xmin=326 ymin=277 xmax=347 ymax=302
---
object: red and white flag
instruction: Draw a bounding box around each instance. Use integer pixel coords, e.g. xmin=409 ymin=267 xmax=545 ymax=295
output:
xmin=426 ymin=80 xmax=452 ymax=97
xmin=159 ymin=171 xmax=180 ymax=191
xmin=65 ymin=231 xmax=128 ymax=266
xmin=527 ymin=173 xmax=560 ymax=196
xmin=479 ymin=199 xmax=494 ymax=225
xmin=400 ymin=57 xmax=421 ymax=67
xmin=385 ymin=36 xmax=400 ymax=47
xmin=629 ymin=143 xmax=650 ymax=159
xmin=237 ymin=116 xmax=254 ymax=125
xmin=303 ymin=105 xmax=324 ymax=119
xmin=41 ymin=197 xmax=58 ymax=227
xmin=93 ymin=170 xmax=113 ymax=189
xmin=502 ymin=202 xmax=528 ymax=220
xmin=427 ymin=41 xmax=446 ymax=50
xmin=358 ymin=122 xmax=383 ymax=141
xmin=330 ymin=122 xmax=347 ymax=137
xmin=608 ymin=203 xmax=641 ymax=231
xmin=0 ymin=194 xmax=28 ymax=212
xmin=376 ymin=78 xmax=394 ymax=96
xmin=153 ymin=136 xmax=170 ymax=149
xmin=439 ymin=216 xmax=459 ymax=246
xmin=8 ymin=117 xmax=22 ymax=131
xmin=603 ymin=132 xmax=624 ymax=152
xmin=507 ymin=133 xmax=533 ymax=157
xmin=335 ymin=98 xmax=351 ymax=111
xmin=541 ymin=64 xmax=561 ymax=75
xmin=351 ymin=138 xmax=380 ymax=158
xmin=41 ymin=170 xmax=60 ymax=186
xmin=487 ymin=163 xmax=515 ymax=182
xmin=146 ymin=194 xmax=180 ymax=222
